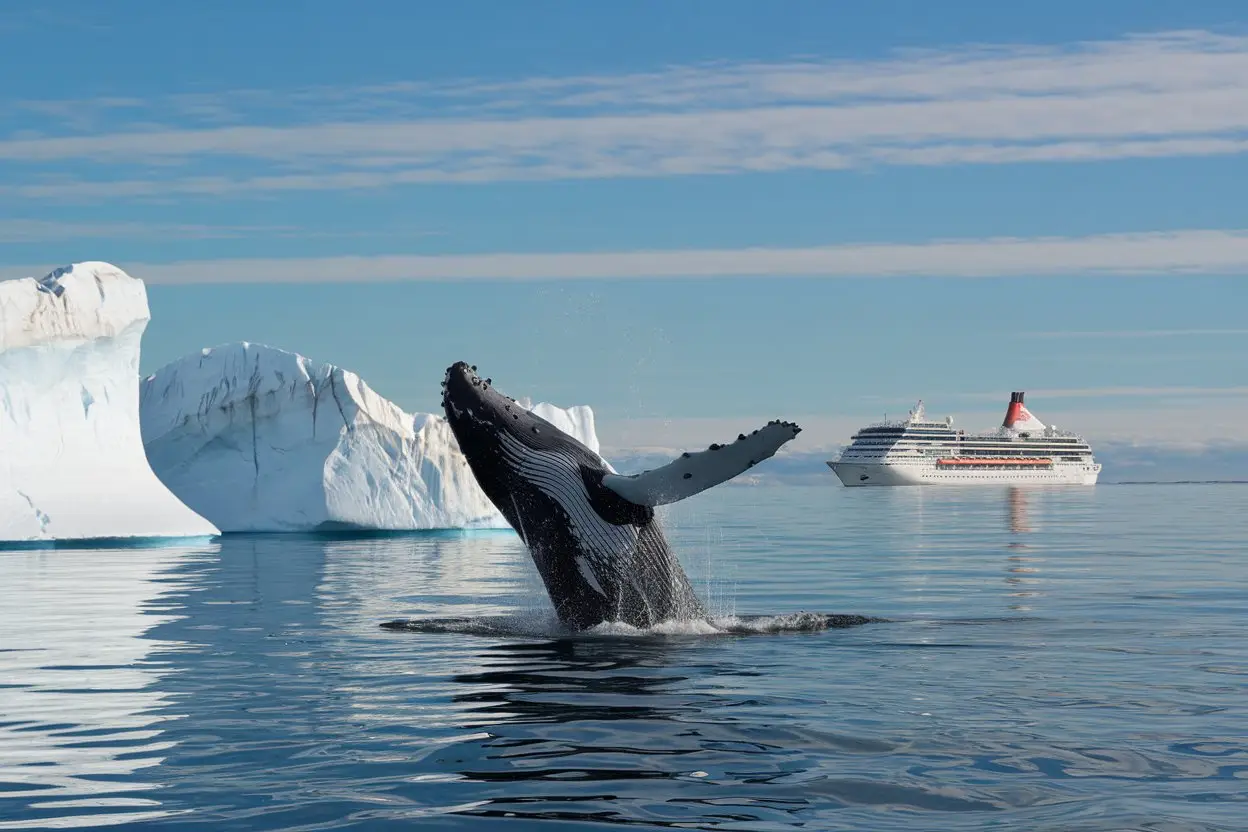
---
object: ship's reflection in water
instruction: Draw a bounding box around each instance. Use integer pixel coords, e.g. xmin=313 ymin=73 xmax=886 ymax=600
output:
xmin=1004 ymin=487 xmax=1043 ymax=611
xmin=1008 ymin=486 xmax=1032 ymax=537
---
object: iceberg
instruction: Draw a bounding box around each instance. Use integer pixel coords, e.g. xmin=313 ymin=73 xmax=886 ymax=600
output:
xmin=139 ymin=342 xmax=600 ymax=532
xmin=0 ymin=262 xmax=219 ymax=543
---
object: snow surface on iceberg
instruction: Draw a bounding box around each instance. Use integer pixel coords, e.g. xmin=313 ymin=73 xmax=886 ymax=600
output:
xmin=0 ymin=263 xmax=220 ymax=542
xmin=140 ymin=342 xmax=600 ymax=532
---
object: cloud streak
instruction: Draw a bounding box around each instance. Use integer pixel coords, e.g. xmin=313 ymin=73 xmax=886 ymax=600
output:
xmin=1020 ymin=328 xmax=1248 ymax=339
xmin=6 ymin=30 xmax=1248 ymax=199
xmin=0 ymin=219 xmax=298 ymax=243
xmin=0 ymin=220 xmax=450 ymax=244
xmin=955 ymin=385 xmax=1248 ymax=400
xmin=4 ymin=228 xmax=1248 ymax=284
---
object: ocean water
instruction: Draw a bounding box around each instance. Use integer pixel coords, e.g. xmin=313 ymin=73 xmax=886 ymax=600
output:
xmin=1 ymin=483 xmax=1245 ymax=831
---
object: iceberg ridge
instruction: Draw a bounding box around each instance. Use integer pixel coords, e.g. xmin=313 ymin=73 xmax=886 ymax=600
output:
xmin=140 ymin=342 xmax=599 ymax=532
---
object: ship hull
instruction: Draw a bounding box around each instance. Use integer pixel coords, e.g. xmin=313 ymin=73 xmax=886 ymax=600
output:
xmin=828 ymin=461 xmax=1100 ymax=487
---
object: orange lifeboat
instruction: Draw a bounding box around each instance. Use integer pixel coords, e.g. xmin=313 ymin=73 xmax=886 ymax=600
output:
xmin=936 ymin=458 xmax=1053 ymax=466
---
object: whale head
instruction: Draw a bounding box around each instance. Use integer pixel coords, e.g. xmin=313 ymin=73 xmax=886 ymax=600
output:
xmin=441 ymin=360 xmax=585 ymax=462
xmin=441 ymin=360 xmax=608 ymax=510
xmin=441 ymin=360 xmax=514 ymax=447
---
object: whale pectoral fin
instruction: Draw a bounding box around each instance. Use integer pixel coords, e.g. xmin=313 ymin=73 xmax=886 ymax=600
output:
xmin=580 ymin=465 xmax=656 ymax=526
xmin=601 ymin=420 xmax=802 ymax=507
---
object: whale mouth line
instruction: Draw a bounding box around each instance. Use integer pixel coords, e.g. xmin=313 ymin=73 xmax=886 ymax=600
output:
xmin=379 ymin=612 xmax=886 ymax=639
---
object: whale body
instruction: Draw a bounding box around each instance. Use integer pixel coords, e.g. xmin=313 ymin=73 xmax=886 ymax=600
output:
xmin=440 ymin=361 xmax=802 ymax=630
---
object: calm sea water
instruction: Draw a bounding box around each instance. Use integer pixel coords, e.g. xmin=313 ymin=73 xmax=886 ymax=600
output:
xmin=1 ymin=484 xmax=1245 ymax=831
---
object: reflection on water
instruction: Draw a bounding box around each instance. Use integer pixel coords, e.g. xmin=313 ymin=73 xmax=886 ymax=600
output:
xmin=1008 ymin=485 xmax=1032 ymax=535
xmin=1004 ymin=487 xmax=1043 ymax=611
xmin=317 ymin=530 xmax=536 ymax=628
xmin=1 ymin=486 xmax=1246 ymax=830
xmin=433 ymin=637 xmax=957 ymax=828
xmin=0 ymin=544 xmax=216 ymax=828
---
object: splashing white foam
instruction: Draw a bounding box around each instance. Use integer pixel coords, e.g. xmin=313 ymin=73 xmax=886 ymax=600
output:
xmin=380 ymin=610 xmax=869 ymax=638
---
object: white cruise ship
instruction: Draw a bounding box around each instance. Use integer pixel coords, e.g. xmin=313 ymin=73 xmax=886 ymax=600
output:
xmin=827 ymin=392 xmax=1101 ymax=486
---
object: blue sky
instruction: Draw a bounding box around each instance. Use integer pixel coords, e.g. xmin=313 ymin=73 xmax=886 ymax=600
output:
xmin=2 ymin=0 xmax=1247 ymax=457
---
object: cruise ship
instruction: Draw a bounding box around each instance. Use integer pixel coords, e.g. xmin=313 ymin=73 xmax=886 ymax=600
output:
xmin=827 ymin=392 xmax=1101 ymax=486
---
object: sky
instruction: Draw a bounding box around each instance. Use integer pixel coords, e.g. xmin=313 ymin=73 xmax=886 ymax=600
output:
xmin=1 ymin=0 xmax=1246 ymax=469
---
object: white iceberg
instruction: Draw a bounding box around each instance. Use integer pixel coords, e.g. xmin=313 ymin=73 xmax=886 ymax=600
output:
xmin=139 ymin=342 xmax=600 ymax=532
xmin=0 ymin=262 xmax=220 ymax=543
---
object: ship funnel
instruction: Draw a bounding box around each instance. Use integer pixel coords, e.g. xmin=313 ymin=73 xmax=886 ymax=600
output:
xmin=1002 ymin=392 xmax=1024 ymax=428
xmin=1002 ymin=391 xmax=1046 ymax=432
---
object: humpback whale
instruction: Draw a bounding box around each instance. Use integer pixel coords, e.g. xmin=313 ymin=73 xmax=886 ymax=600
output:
xmin=440 ymin=361 xmax=802 ymax=630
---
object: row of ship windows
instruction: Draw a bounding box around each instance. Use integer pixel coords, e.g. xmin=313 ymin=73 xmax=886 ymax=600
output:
xmin=854 ymin=429 xmax=1082 ymax=438
xmin=844 ymin=450 xmax=1087 ymax=455
xmin=844 ymin=456 xmax=1089 ymax=462
xmin=856 ymin=433 xmax=1083 ymax=443
xmin=849 ymin=443 xmax=1091 ymax=452
xmin=850 ymin=437 xmax=1089 ymax=444
xmin=858 ymin=436 xmax=1083 ymax=441
xmin=838 ymin=451 xmax=1093 ymax=459
xmin=843 ymin=457 xmax=1085 ymax=463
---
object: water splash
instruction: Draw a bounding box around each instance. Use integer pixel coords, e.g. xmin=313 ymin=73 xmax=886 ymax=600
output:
xmin=379 ymin=610 xmax=882 ymax=639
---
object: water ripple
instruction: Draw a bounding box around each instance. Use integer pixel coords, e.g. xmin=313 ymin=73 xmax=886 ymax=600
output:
xmin=0 ymin=486 xmax=1245 ymax=830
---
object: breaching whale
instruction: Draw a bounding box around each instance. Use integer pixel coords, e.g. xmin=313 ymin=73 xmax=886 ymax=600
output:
xmin=439 ymin=361 xmax=803 ymax=630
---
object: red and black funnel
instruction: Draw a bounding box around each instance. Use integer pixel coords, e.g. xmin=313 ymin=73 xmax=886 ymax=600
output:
xmin=1002 ymin=392 xmax=1026 ymax=428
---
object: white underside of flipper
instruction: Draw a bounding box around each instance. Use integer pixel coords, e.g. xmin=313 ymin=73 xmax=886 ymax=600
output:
xmin=602 ymin=420 xmax=801 ymax=507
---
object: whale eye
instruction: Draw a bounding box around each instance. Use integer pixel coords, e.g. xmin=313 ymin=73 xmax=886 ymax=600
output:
xmin=683 ymin=472 xmax=692 ymax=479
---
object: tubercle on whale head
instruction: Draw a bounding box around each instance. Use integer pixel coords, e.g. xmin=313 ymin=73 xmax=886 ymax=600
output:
xmin=441 ymin=360 xmax=528 ymax=439
xmin=442 ymin=361 xmax=487 ymax=419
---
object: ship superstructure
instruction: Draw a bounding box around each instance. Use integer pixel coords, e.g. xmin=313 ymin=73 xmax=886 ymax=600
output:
xmin=827 ymin=392 xmax=1101 ymax=486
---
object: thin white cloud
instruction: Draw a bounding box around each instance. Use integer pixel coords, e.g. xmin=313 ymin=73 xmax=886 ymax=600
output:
xmin=7 ymin=89 xmax=1248 ymax=164
xmin=10 ymin=30 xmax=1248 ymax=124
xmin=1021 ymin=328 xmax=1248 ymax=339
xmin=956 ymin=385 xmax=1248 ymax=400
xmin=4 ymin=228 xmax=1248 ymax=284
xmin=6 ymin=30 xmax=1248 ymax=197
xmin=0 ymin=219 xmax=449 ymax=244
xmin=0 ymin=219 xmax=296 ymax=243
